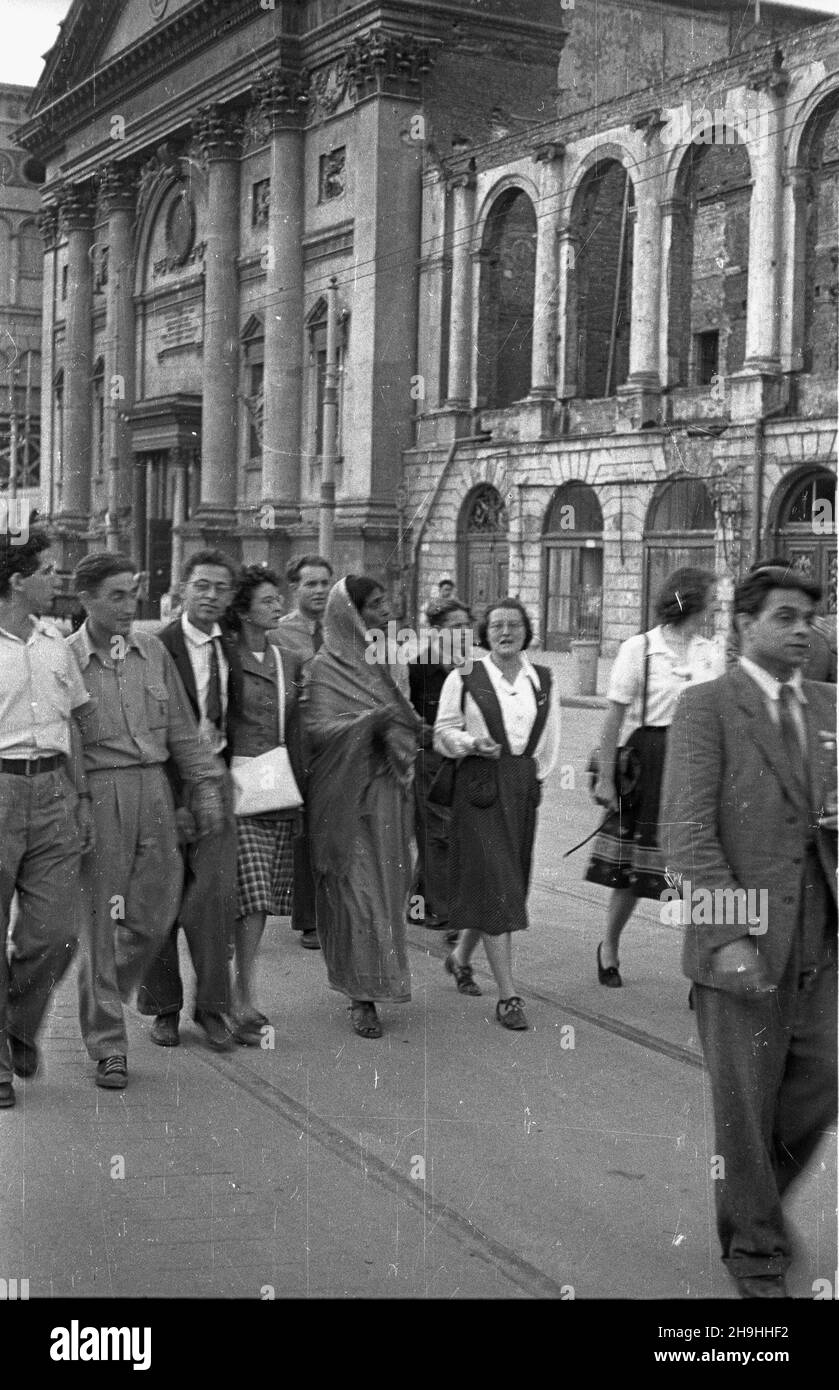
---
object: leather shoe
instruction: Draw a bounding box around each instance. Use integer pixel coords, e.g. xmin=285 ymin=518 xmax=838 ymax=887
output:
xmin=96 ymin=1056 xmax=127 ymax=1089
xmin=194 ymin=1010 xmax=235 ymax=1052
xmin=9 ymin=1034 xmax=39 ymax=1078
xmin=300 ymin=930 xmax=321 ymax=950
xmin=597 ymin=942 xmax=622 ymax=988
xmin=0 ymin=1081 xmax=15 ymax=1108
xmin=734 ymin=1274 xmax=789 ymax=1299
xmin=150 ymin=1014 xmax=180 ymax=1047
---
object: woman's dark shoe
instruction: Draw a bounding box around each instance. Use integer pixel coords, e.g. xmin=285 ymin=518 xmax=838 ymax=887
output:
xmin=444 ymin=953 xmax=482 ymax=996
xmin=232 ymin=1010 xmax=269 ymax=1046
xmin=349 ymin=1002 xmax=382 ymax=1039
xmin=496 ymin=997 xmax=529 ymax=1030
xmin=597 ymin=942 xmax=622 ymax=988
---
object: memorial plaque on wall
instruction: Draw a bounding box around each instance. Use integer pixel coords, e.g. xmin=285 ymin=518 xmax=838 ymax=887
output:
xmin=158 ymin=301 xmax=202 ymax=354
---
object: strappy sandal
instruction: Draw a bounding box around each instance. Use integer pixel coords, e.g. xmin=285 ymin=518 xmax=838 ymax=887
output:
xmin=349 ymin=1001 xmax=382 ymax=1039
xmin=496 ymin=996 xmax=529 ymax=1031
xmin=444 ymin=953 xmax=482 ymax=996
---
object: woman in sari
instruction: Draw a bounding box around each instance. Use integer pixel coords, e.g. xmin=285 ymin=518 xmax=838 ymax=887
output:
xmin=303 ymin=576 xmax=421 ymax=1039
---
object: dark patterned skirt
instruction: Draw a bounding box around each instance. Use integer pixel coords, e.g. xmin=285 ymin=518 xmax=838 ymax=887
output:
xmin=448 ymin=753 xmax=540 ymax=936
xmin=236 ymin=811 xmax=296 ymax=919
xmin=584 ymin=726 xmax=669 ymax=900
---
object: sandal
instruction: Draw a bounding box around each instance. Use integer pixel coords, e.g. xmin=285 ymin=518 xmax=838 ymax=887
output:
xmin=349 ymin=1002 xmax=382 ymax=1039
xmin=496 ymin=996 xmax=529 ymax=1031
xmin=445 ymin=953 xmax=482 ymax=996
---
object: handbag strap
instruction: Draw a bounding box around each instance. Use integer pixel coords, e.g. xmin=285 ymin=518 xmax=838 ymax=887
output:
xmin=639 ymin=632 xmax=650 ymax=728
xmin=269 ymin=645 xmax=286 ymax=745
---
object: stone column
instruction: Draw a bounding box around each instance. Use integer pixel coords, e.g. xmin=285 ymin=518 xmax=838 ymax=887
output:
xmin=780 ymin=166 xmax=809 ymax=374
xmin=658 ymin=197 xmax=690 ymax=386
xmin=195 ymin=105 xmax=242 ymax=524
xmin=530 ymin=144 xmax=564 ymax=397
xmin=618 ymin=176 xmax=662 ymax=427
xmin=59 ymin=185 xmax=94 ymax=526
xmin=37 ymin=205 xmax=59 ymax=520
xmin=259 ymin=71 xmax=307 ymax=517
xmin=445 ymin=173 xmax=476 ymax=410
xmin=100 ymin=164 xmax=136 ymax=551
xmin=556 ymin=223 xmax=579 ymax=399
xmin=416 ymin=168 xmax=447 ymax=419
xmin=169 ymin=447 xmax=189 ymax=591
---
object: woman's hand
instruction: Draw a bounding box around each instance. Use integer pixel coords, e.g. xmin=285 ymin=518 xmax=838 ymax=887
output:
xmin=594 ymin=774 xmax=618 ymax=812
xmin=473 ymin=736 xmax=501 ymax=760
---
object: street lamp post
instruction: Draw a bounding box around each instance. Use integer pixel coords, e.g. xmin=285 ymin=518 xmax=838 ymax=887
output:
xmin=318 ymin=276 xmax=340 ymax=564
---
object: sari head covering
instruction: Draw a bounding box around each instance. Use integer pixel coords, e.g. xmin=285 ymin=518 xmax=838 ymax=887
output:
xmin=304 ymin=578 xmax=421 ymax=874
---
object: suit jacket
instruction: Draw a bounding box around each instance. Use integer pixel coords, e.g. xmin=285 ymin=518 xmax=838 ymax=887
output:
xmin=157 ymin=617 xmax=235 ymax=765
xmin=661 ymin=666 xmax=837 ymax=987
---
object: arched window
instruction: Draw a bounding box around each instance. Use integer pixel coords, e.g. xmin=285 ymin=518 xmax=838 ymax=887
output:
xmin=572 ymin=161 xmax=633 ymax=398
xmin=305 ymin=297 xmax=348 ymax=462
xmin=644 ymin=477 xmax=715 ymax=628
xmin=476 ymin=190 xmax=537 ymax=409
xmin=457 ymin=483 xmax=509 ymax=614
xmin=771 ymin=468 xmax=837 ymax=613
xmin=803 ymin=96 xmax=839 ymax=377
xmin=241 ymin=315 xmax=264 ymax=465
xmin=542 ymin=482 xmax=604 ymax=649
xmin=91 ymin=358 xmax=105 ymax=477
xmin=668 ymin=141 xmax=751 ymax=387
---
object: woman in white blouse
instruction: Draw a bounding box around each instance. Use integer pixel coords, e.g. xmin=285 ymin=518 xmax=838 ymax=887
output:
xmin=587 ymin=568 xmax=723 ymax=987
xmin=434 ymin=598 xmax=560 ymax=1030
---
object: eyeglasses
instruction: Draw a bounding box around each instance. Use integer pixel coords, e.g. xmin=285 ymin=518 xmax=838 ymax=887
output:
xmin=190 ymin=581 xmax=232 ymax=596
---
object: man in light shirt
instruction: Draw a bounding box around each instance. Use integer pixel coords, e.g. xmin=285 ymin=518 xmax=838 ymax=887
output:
xmin=138 ymin=550 xmax=239 ymax=1051
xmin=0 ymin=524 xmax=92 ymax=1108
xmin=663 ymin=566 xmax=836 ymax=1299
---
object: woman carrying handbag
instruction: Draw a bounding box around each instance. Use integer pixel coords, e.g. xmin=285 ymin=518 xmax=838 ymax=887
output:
xmin=226 ymin=566 xmax=305 ymax=1043
xmin=586 ymin=568 xmax=722 ymax=987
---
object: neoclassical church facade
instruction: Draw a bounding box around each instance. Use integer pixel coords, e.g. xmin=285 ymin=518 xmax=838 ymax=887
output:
xmin=16 ymin=0 xmax=839 ymax=646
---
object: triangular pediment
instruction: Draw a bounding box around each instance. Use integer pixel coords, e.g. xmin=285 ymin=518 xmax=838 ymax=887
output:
xmin=28 ymin=0 xmax=198 ymax=115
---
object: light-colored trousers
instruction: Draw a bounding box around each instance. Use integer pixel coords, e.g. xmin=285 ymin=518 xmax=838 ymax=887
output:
xmin=78 ymin=765 xmax=182 ymax=1059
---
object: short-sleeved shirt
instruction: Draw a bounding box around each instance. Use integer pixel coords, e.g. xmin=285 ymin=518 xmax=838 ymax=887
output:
xmin=608 ymin=626 xmax=724 ymax=733
xmin=0 ymin=616 xmax=89 ymax=759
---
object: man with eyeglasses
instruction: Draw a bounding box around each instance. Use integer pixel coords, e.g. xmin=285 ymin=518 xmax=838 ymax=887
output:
xmin=138 ymin=550 xmax=240 ymax=1052
xmin=0 ymin=525 xmax=92 ymax=1108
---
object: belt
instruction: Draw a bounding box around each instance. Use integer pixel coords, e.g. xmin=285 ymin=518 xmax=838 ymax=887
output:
xmin=0 ymin=754 xmax=64 ymax=776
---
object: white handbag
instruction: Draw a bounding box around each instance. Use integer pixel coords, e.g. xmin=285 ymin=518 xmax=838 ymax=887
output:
xmin=231 ymin=648 xmax=303 ymax=817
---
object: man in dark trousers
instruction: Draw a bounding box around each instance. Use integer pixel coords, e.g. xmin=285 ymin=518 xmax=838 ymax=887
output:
xmin=662 ymin=565 xmax=837 ymax=1299
xmin=273 ymin=554 xmax=333 ymax=950
xmin=138 ymin=550 xmax=239 ymax=1051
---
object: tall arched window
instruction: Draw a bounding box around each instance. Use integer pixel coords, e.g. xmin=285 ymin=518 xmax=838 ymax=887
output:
xmin=771 ymin=468 xmax=837 ymax=613
xmin=668 ymin=140 xmax=751 ymax=387
xmin=542 ymin=482 xmax=603 ymax=649
xmin=644 ymin=477 xmax=715 ymax=629
xmin=476 ymin=190 xmax=537 ymax=409
xmin=572 ymin=161 xmax=633 ymax=398
xmin=457 ymin=483 xmax=509 ymax=615
xmin=802 ymin=95 xmax=839 ymax=377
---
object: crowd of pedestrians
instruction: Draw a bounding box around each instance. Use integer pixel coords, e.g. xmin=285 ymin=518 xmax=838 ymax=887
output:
xmin=0 ymin=520 xmax=835 ymax=1300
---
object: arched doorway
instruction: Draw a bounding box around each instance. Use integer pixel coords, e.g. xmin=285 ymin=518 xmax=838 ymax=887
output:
xmin=458 ymin=483 xmax=509 ymax=616
xmin=476 ymin=189 xmax=537 ymax=408
xmin=542 ymin=482 xmax=603 ymax=650
xmin=643 ymin=477 xmax=715 ymax=630
xmin=771 ymin=468 xmax=837 ymax=614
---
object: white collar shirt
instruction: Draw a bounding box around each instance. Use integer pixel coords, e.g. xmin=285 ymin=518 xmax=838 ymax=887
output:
xmin=739 ymin=656 xmax=808 ymax=752
xmin=181 ymin=613 xmax=229 ymax=721
xmin=608 ymin=625 xmax=724 ymax=732
xmin=433 ymin=653 xmax=561 ymax=781
xmin=0 ymin=615 xmax=90 ymax=758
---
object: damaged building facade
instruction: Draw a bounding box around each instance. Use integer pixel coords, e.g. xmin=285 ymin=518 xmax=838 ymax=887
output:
xmin=405 ymin=4 xmax=838 ymax=651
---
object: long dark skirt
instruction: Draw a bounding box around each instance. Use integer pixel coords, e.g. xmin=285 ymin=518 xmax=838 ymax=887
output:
xmin=448 ymin=753 xmax=540 ymax=936
xmin=413 ymin=748 xmax=451 ymax=924
xmin=584 ymin=726 xmax=669 ymax=900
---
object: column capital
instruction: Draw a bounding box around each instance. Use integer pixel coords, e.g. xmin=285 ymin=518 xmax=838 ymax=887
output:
xmin=446 ymin=171 xmax=476 ymax=195
xmin=783 ymin=165 xmax=811 ymax=199
xmin=746 ymin=55 xmax=790 ymax=98
xmin=194 ymin=104 xmax=244 ymax=163
xmin=660 ymin=196 xmax=689 ymax=220
xmin=38 ymin=203 xmax=60 ymax=249
xmin=258 ymin=67 xmax=310 ymax=132
xmin=345 ymin=28 xmax=439 ymax=101
xmin=98 ymin=163 xmax=137 ymax=216
xmin=59 ymin=184 xmax=95 ymax=233
xmin=532 ymin=141 xmax=565 ymax=164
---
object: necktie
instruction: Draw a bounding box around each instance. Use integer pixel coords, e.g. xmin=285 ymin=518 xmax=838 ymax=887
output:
xmin=206 ymin=639 xmax=223 ymax=728
xmin=312 ymin=620 xmax=323 ymax=654
xmin=778 ymin=683 xmax=808 ymax=803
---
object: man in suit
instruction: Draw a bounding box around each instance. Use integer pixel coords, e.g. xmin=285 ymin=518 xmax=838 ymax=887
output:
xmin=273 ymin=555 xmax=333 ymax=950
xmin=137 ymin=549 xmax=239 ymax=1051
xmin=662 ymin=565 xmax=837 ymax=1299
